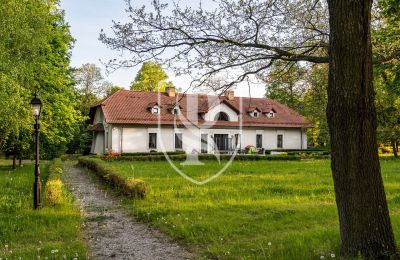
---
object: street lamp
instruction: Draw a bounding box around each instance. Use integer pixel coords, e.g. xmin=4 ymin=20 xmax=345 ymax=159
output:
xmin=30 ymin=93 xmax=42 ymax=209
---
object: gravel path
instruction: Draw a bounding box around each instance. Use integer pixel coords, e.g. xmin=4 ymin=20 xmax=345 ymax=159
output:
xmin=63 ymin=162 xmax=193 ymax=260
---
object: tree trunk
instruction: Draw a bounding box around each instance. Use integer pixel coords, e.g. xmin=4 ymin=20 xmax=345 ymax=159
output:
xmin=12 ymin=150 xmax=16 ymax=170
xmin=327 ymin=0 xmax=398 ymax=257
xmin=392 ymin=140 xmax=398 ymax=158
xmin=19 ymin=157 xmax=22 ymax=166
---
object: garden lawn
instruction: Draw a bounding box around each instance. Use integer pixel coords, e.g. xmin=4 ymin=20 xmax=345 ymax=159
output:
xmin=105 ymin=159 xmax=400 ymax=259
xmin=0 ymin=160 xmax=87 ymax=259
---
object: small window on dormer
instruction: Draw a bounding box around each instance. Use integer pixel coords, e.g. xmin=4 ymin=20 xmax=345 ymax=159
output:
xmin=266 ymin=111 xmax=275 ymax=118
xmin=253 ymin=111 xmax=259 ymax=118
xmin=172 ymin=106 xmax=180 ymax=115
xmin=249 ymin=110 xmax=259 ymax=118
xmin=151 ymin=106 xmax=160 ymax=114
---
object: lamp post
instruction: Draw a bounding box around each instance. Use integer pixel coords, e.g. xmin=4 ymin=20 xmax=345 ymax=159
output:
xmin=30 ymin=93 xmax=42 ymax=209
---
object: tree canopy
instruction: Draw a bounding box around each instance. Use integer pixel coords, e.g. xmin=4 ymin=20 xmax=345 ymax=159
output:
xmin=130 ymin=61 xmax=173 ymax=92
xmin=0 ymin=0 xmax=82 ymax=159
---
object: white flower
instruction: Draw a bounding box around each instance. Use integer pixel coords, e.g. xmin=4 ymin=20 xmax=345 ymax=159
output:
xmin=51 ymin=250 xmax=55 ymax=254
xmin=220 ymin=237 xmax=223 ymax=241
xmin=268 ymin=242 xmax=272 ymax=246
xmin=73 ymin=258 xmax=78 ymax=260
xmin=320 ymin=256 xmax=325 ymax=259
xmin=37 ymin=248 xmax=41 ymax=251
xmin=330 ymin=253 xmax=335 ymax=258
xmin=54 ymin=249 xmax=58 ymax=253
xmin=4 ymin=245 xmax=8 ymax=248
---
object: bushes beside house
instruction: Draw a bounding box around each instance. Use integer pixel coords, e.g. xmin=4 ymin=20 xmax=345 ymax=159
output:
xmin=78 ymin=157 xmax=147 ymax=198
xmin=107 ymin=153 xmax=307 ymax=162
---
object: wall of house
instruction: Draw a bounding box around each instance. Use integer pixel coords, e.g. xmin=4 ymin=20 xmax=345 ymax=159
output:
xmin=91 ymin=132 xmax=104 ymax=154
xmin=105 ymin=125 xmax=307 ymax=154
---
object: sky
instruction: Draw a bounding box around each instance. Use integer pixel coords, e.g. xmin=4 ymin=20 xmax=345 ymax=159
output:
xmin=60 ymin=0 xmax=266 ymax=98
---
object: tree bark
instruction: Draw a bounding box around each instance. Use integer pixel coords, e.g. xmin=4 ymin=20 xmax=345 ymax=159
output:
xmin=12 ymin=149 xmax=16 ymax=170
xmin=392 ymin=140 xmax=398 ymax=158
xmin=327 ymin=0 xmax=398 ymax=257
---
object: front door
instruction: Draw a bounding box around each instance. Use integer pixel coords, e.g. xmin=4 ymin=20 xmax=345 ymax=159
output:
xmin=214 ymin=134 xmax=229 ymax=152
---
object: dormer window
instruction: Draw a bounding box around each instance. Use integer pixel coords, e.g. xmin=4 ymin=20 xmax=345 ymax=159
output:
xmin=247 ymin=107 xmax=261 ymax=118
xmin=266 ymin=111 xmax=275 ymax=118
xmin=171 ymin=105 xmax=181 ymax=115
xmin=252 ymin=111 xmax=259 ymax=118
xmin=151 ymin=106 xmax=160 ymax=114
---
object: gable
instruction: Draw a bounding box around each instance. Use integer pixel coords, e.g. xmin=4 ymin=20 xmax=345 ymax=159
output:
xmin=203 ymin=103 xmax=239 ymax=122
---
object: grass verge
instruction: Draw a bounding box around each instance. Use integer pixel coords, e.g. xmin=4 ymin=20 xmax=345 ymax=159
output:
xmin=81 ymin=157 xmax=400 ymax=259
xmin=0 ymin=159 xmax=87 ymax=259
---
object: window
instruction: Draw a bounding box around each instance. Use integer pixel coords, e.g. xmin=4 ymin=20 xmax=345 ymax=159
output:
xmin=151 ymin=106 xmax=159 ymax=114
xmin=266 ymin=111 xmax=275 ymax=118
xmin=214 ymin=112 xmax=229 ymax=121
xmin=172 ymin=106 xmax=180 ymax=115
xmin=175 ymin=133 xmax=183 ymax=150
xmin=277 ymin=134 xmax=283 ymax=148
xmin=149 ymin=133 xmax=157 ymax=149
xmin=253 ymin=111 xmax=259 ymax=118
xmin=234 ymin=134 xmax=241 ymax=149
xmin=201 ymin=134 xmax=208 ymax=153
xmin=256 ymin=134 xmax=262 ymax=148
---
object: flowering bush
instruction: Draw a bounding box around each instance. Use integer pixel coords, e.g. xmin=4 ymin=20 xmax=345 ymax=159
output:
xmin=103 ymin=150 xmax=121 ymax=161
xmin=245 ymin=145 xmax=256 ymax=154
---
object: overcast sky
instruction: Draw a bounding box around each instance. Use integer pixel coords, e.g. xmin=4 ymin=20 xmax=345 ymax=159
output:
xmin=60 ymin=0 xmax=266 ymax=97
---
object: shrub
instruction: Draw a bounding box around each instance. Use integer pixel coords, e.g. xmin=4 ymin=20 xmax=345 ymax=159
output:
xmin=111 ymin=154 xmax=303 ymax=162
xmin=44 ymin=158 xmax=65 ymax=206
xmin=121 ymin=151 xmax=185 ymax=157
xmin=103 ymin=150 xmax=121 ymax=161
xmin=60 ymin=154 xmax=83 ymax=161
xmin=78 ymin=157 xmax=147 ymax=199
xmin=45 ymin=179 xmax=63 ymax=205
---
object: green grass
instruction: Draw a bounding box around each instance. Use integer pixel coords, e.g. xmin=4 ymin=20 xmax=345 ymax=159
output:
xmin=103 ymin=158 xmax=400 ymax=259
xmin=0 ymin=160 xmax=87 ymax=259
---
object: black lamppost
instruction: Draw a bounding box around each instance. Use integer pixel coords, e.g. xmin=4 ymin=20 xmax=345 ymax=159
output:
xmin=30 ymin=93 xmax=42 ymax=209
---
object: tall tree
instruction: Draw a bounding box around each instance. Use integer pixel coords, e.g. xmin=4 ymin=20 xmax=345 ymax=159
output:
xmin=264 ymin=62 xmax=308 ymax=112
xmin=303 ymin=64 xmax=329 ymax=147
xmin=130 ymin=61 xmax=172 ymax=92
xmin=100 ymin=0 xmax=400 ymax=256
xmin=0 ymin=0 xmax=83 ymax=160
xmin=74 ymin=63 xmax=108 ymax=115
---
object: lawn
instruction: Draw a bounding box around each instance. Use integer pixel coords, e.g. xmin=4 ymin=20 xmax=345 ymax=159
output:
xmin=104 ymin=159 xmax=400 ymax=259
xmin=0 ymin=160 xmax=87 ymax=259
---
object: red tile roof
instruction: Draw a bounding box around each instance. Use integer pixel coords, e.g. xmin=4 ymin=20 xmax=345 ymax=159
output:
xmin=90 ymin=90 xmax=313 ymax=128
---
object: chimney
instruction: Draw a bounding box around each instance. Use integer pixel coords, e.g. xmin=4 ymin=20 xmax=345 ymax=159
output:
xmin=166 ymin=86 xmax=176 ymax=97
xmin=225 ymin=90 xmax=234 ymax=100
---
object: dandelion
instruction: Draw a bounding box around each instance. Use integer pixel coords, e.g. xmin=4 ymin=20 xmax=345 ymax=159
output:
xmin=51 ymin=250 xmax=55 ymax=254
xmin=330 ymin=253 xmax=335 ymax=258
xmin=320 ymin=256 xmax=325 ymax=259
xmin=4 ymin=245 xmax=8 ymax=249
xmin=268 ymin=242 xmax=272 ymax=246
xmin=220 ymin=237 xmax=224 ymax=241
xmin=73 ymin=258 xmax=78 ymax=260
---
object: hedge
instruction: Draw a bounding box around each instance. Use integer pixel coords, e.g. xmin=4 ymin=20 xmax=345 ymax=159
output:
xmin=121 ymin=151 xmax=185 ymax=156
xmin=108 ymin=154 xmax=306 ymax=162
xmin=78 ymin=157 xmax=147 ymax=198
xmin=44 ymin=158 xmax=64 ymax=206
